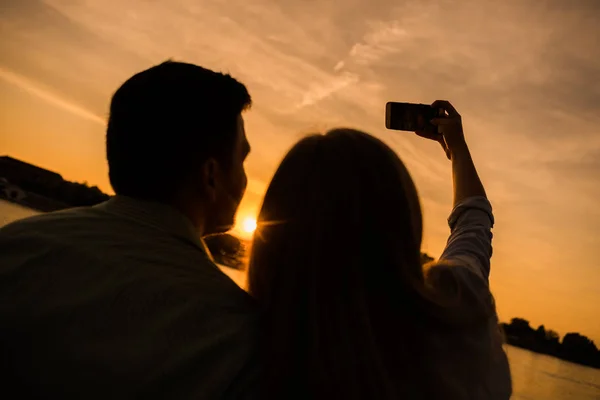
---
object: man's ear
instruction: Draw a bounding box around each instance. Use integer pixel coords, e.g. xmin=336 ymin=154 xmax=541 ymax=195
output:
xmin=201 ymin=157 xmax=219 ymax=202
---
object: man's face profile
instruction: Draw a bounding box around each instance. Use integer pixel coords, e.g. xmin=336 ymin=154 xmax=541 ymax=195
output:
xmin=204 ymin=115 xmax=249 ymax=235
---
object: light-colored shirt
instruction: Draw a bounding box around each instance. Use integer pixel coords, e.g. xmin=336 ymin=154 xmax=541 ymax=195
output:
xmin=0 ymin=196 xmax=258 ymax=400
xmin=440 ymin=195 xmax=496 ymax=281
xmin=426 ymin=196 xmax=512 ymax=399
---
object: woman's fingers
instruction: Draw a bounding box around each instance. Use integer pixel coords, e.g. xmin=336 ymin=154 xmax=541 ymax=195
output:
xmin=417 ymin=100 xmax=463 ymax=159
xmin=432 ymin=100 xmax=460 ymax=117
xmin=430 ymin=101 xmax=466 ymax=150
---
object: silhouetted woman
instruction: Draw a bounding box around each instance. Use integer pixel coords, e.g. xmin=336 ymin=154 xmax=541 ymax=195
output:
xmin=248 ymin=101 xmax=512 ymax=399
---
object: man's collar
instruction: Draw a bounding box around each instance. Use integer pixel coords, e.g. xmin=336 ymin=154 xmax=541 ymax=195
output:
xmin=95 ymin=195 xmax=214 ymax=261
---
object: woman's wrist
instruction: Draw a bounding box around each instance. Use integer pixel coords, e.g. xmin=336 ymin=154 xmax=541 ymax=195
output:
xmin=448 ymin=139 xmax=470 ymax=160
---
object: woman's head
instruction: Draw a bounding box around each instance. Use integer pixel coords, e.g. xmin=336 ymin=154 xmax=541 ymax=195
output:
xmin=249 ymin=129 xmax=435 ymax=399
xmin=249 ymin=128 xmax=425 ymax=297
xmin=248 ymin=128 xmax=502 ymax=399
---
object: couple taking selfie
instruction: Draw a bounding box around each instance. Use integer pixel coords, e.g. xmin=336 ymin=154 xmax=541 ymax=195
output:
xmin=0 ymin=61 xmax=512 ymax=399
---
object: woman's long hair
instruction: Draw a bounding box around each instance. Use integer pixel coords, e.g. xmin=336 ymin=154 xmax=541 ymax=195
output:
xmin=248 ymin=129 xmax=504 ymax=400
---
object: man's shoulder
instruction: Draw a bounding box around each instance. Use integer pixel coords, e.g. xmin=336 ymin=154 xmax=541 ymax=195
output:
xmin=0 ymin=203 xmax=253 ymax=304
xmin=0 ymin=206 xmax=108 ymax=266
xmin=1 ymin=205 xmax=102 ymax=234
xmin=0 ymin=204 xmax=121 ymax=271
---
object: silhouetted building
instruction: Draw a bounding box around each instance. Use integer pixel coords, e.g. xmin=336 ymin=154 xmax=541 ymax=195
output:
xmin=0 ymin=156 xmax=110 ymax=211
xmin=0 ymin=156 xmax=63 ymax=187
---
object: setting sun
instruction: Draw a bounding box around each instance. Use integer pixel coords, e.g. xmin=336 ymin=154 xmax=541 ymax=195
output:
xmin=241 ymin=217 xmax=257 ymax=234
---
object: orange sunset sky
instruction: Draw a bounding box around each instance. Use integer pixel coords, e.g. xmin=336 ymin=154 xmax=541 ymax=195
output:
xmin=1 ymin=0 xmax=599 ymax=342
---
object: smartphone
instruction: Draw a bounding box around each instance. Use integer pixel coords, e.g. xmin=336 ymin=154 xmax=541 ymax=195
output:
xmin=385 ymin=102 xmax=439 ymax=132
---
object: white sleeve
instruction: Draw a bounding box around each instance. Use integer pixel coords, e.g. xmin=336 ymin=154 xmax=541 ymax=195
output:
xmin=439 ymin=196 xmax=494 ymax=283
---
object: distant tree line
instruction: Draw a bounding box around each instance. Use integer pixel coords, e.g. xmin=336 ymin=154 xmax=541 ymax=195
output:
xmin=204 ymin=234 xmax=248 ymax=270
xmin=501 ymin=318 xmax=599 ymax=369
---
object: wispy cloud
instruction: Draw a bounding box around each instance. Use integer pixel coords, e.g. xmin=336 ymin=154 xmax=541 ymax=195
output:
xmin=0 ymin=65 xmax=105 ymax=125
xmin=347 ymin=21 xmax=408 ymax=65
xmin=297 ymin=72 xmax=360 ymax=108
xmin=296 ymin=20 xmax=408 ymax=109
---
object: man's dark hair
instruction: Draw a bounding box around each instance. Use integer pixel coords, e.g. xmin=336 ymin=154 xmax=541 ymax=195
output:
xmin=106 ymin=61 xmax=251 ymax=200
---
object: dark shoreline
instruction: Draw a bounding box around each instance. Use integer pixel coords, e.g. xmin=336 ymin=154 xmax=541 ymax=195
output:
xmin=501 ymin=319 xmax=599 ymax=369
xmin=506 ymin=341 xmax=600 ymax=370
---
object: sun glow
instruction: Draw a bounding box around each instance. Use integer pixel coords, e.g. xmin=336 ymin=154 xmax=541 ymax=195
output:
xmin=241 ymin=217 xmax=257 ymax=234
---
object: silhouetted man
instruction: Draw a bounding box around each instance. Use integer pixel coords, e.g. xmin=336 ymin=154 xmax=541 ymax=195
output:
xmin=0 ymin=61 xmax=257 ymax=399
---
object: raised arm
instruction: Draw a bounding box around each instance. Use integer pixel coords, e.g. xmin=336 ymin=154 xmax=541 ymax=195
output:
xmin=416 ymin=100 xmax=493 ymax=281
xmin=430 ymin=100 xmax=487 ymax=206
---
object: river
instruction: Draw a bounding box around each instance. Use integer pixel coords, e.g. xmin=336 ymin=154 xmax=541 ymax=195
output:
xmin=506 ymin=345 xmax=599 ymax=399
xmin=1 ymin=199 xmax=599 ymax=399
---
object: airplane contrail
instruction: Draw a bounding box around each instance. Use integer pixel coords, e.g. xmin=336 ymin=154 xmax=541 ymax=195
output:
xmin=0 ymin=65 xmax=105 ymax=126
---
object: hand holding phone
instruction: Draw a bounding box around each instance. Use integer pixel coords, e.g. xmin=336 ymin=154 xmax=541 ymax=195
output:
xmin=385 ymin=100 xmax=462 ymax=159
xmin=427 ymin=100 xmax=465 ymax=153
xmin=386 ymin=100 xmax=484 ymax=207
